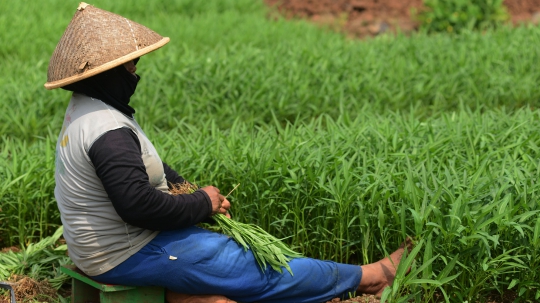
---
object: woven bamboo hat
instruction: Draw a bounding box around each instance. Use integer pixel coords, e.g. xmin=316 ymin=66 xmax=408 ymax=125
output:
xmin=44 ymin=2 xmax=169 ymax=89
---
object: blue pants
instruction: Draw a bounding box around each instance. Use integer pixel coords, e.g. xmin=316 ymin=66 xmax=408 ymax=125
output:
xmin=93 ymin=226 xmax=362 ymax=303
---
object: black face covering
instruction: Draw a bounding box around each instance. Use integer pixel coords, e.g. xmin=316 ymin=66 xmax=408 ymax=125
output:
xmin=62 ymin=60 xmax=140 ymax=117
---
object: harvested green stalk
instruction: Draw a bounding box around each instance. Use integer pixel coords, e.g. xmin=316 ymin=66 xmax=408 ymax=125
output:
xmin=169 ymin=182 xmax=303 ymax=275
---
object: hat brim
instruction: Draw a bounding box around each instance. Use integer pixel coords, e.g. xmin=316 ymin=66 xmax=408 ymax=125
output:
xmin=44 ymin=37 xmax=169 ymax=90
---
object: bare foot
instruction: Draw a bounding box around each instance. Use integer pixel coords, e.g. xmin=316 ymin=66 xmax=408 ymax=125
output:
xmin=166 ymin=291 xmax=237 ymax=303
xmin=356 ymin=237 xmax=414 ymax=297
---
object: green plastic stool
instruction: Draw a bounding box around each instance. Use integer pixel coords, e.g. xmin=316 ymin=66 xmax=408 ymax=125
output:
xmin=61 ymin=265 xmax=165 ymax=303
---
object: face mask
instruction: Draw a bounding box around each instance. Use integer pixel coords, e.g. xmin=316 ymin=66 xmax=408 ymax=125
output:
xmin=62 ymin=61 xmax=142 ymax=117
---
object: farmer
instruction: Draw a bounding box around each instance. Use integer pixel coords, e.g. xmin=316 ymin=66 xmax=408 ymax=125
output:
xmin=45 ymin=3 xmax=412 ymax=303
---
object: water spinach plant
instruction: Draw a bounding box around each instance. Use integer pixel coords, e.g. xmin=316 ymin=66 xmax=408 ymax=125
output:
xmin=169 ymin=182 xmax=302 ymax=275
xmin=0 ymin=226 xmax=70 ymax=290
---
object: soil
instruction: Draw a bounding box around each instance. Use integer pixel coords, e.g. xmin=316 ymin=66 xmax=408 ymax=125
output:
xmin=0 ymin=275 xmax=58 ymax=303
xmin=0 ymin=246 xmax=20 ymax=254
xmin=264 ymin=0 xmax=540 ymax=38
xmin=326 ymin=294 xmax=381 ymax=303
xmin=324 ymin=291 xmax=520 ymax=303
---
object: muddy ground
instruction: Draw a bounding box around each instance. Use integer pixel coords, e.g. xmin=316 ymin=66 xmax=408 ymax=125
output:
xmin=324 ymin=291 xmax=519 ymax=303
xmin=264 ymin=0 xmax=540 ymax=38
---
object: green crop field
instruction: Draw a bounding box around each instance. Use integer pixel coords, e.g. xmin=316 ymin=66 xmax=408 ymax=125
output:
xmin=1 ymin=0 xmax=540 ymax=302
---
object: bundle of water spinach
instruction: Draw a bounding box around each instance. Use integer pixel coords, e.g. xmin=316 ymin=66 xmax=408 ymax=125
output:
xmin=169 ymin=182 xmax=303 ymax=275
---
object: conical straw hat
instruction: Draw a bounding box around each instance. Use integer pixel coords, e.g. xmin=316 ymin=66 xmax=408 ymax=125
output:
xmin=44 ymin=2 xmax=169 ymax=89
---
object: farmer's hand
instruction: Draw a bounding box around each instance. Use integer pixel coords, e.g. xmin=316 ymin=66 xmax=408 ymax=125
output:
xmin=221 ymin=198 xmax=232 ymax=219
xmin=201 ymin=186 xmax=231 ymax=217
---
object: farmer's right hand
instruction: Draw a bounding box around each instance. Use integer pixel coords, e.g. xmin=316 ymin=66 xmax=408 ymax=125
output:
xmin=200 ymin=186 xmax=230 ymax=216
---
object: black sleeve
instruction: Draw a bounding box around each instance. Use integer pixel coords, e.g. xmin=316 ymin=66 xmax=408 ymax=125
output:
xmin=87 ymin=127 xmax=212 ymax=230
xmin=163 ymin=162 xmax=187 ymax=189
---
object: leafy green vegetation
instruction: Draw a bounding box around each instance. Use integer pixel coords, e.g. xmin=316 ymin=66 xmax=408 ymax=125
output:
xmin=157 ymin=108 xmax=540 ymax=301
xmin=0 ymin=0 xmax=539 ymax=302
xmin=2 ymin=1 xmax=540 ymax=142
xmin=170 ymin=181 xmax=303 ymax=275
xmin=0 ymin=226 xmax=70 ymax=289
xmin=416 ymin=0 xmax=509 ymax=33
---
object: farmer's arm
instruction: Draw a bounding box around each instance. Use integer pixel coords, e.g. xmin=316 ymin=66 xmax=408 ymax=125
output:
xmin=162 ymin=162 xmax=232 ymax=220
xmin=88 ymin=127 xmax=214 ymax=230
